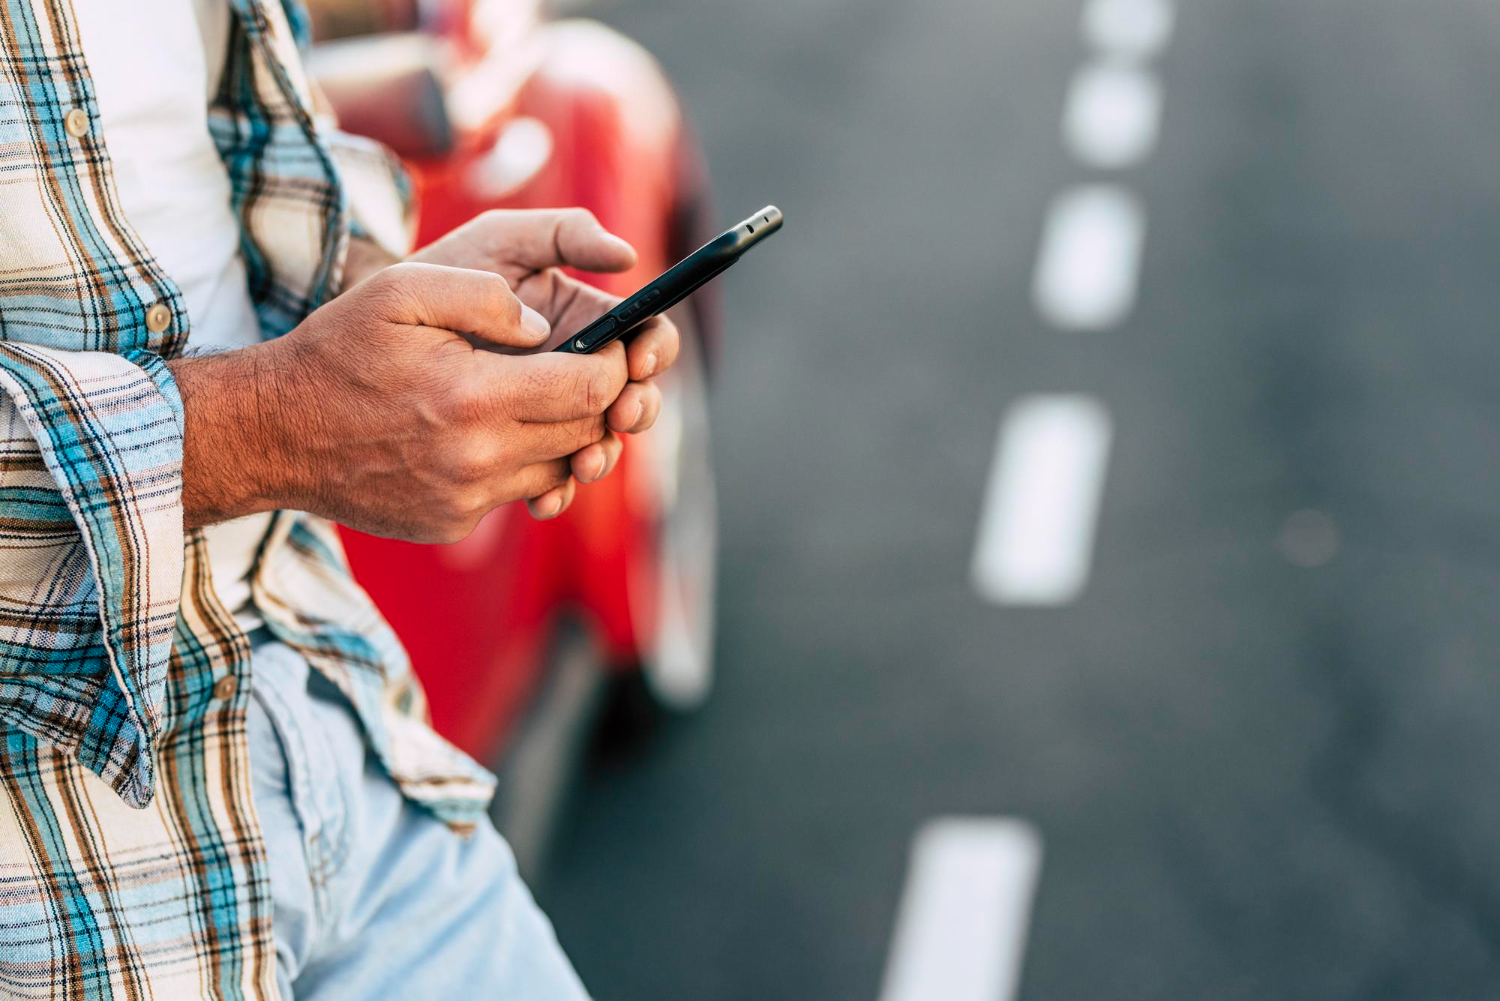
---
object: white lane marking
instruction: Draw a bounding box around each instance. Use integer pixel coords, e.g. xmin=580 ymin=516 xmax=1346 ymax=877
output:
xmin=972 ymin=396 xmax=1113 ymax=607
xmin=1033 ymin=185 xmax=1146 ymax=331
xmin=1062 ymin=62 xmax=1163 ymax=169
xmin=1081 ymin=0 xmax=1176 ymax=61
xmin=879 ymin=818 xmax=1044 ymax=1001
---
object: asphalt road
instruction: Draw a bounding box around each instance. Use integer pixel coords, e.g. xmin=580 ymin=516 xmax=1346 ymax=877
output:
xmin=538 ymin=1 xmax=1500 ymax=998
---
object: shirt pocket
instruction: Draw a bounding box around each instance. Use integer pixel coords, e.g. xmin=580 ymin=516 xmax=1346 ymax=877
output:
xmin=0 ymin=81 xmax=99 ymax=352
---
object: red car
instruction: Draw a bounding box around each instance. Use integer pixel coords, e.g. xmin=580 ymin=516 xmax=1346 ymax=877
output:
xmin=308 ymin=0 xmax=719 ymax=869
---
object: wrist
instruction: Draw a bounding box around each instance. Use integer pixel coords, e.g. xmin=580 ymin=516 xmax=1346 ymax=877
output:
xmin=172 ymin=340 xmax=312 ymax=528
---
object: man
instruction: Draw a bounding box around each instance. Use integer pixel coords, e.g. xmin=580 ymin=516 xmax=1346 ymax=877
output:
xmin=0 ymin=0 xmax=677 ymax=996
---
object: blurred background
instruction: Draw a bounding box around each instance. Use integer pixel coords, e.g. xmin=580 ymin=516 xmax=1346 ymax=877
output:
xmin=311 ymin=0 xmax=1500 ymax=997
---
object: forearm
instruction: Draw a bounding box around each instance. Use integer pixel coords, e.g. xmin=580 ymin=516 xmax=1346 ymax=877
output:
xmin=171 ymin=344 xmax=308 ymax=530
xmin=174 ymin=238 xmax=394 ymax=530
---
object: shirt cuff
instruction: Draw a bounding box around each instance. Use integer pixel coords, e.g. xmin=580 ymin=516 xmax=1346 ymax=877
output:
xmin=0 ymin=343 xmax=185 ymax=807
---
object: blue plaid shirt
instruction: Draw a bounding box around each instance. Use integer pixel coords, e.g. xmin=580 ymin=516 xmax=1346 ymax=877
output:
xmin=0 ymin=1 xmax=493 ymax=995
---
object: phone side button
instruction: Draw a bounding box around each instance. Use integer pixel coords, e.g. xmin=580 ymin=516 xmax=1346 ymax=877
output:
xmin=579 ymin=316 xmax=618 ymax=350
xmin=617 ymin=288 xmax=661 ymax=324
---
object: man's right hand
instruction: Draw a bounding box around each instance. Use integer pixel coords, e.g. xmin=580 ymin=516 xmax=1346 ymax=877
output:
xmin=174 ymin=262 xmax=630 ymax=542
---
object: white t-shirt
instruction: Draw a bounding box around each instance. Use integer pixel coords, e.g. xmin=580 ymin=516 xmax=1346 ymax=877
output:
xmin=74 ymin=0 xmax=274 ymax=628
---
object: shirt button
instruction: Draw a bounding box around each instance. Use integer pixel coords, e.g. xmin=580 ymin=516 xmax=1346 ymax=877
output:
xmin=145 ymin=303 xmax=172 ymax=333
xmin=212 ymin=674 xmax=239 ymax=701
xmin=64 ymin=108 xmax=90 ymax=138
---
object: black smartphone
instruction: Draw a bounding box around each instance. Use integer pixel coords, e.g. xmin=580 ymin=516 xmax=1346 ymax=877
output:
xmin=553 ymin=205 xmax=784 ymax=354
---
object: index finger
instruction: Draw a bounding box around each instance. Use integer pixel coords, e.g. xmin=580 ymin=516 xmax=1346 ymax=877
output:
xmin=624 ymin=314 xmax=681 ymax=382
xmin=488 ymin=340 xmax=630 ymax=423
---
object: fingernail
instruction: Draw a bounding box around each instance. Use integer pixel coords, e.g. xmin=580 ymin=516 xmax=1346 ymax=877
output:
xmin=587 ymin=453 xmax=606 ymax=482
xmin=632 ymin=400 xmax=645 ymax=430
xmin=520 ymin=304 xmax=551 ymax=341
xmin=641 ymin=351 xmax=658 ymax=379
xmin=545 ymin=495 xmax=563 ymax=517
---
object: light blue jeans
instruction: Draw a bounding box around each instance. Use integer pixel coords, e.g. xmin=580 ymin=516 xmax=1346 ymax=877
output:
xmin=247 ymin=640 xmax=589 ymax=1000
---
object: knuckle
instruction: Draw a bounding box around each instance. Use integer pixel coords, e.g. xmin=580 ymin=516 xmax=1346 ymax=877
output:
xmin=459 ymin=485 xmax=491 ymax=518
xmin=377 ymin=260 xmax=425 ymax=292
xmin=359 ymin=265 xmax=414 ymax=315
xmin=438 ymin=490 xmax=487 ymax=535
xmin=444 ymin=437 xmax=496 ymax=487
xmin=445 ymin=378 xmax=490 ymax=426
xmin=462 ymin=448 xmax=497 ymax=486
xmin=582 ymin=368 xmax=616 ymax=414
xmin=383 ymin=260 xmax=421 ymax=279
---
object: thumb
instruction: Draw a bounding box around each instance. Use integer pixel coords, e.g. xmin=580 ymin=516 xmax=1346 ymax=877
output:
xmin=487 ymin=208 xmax=639 ymax=274
xmin=368 ymin=262 xmax=551 ymax=348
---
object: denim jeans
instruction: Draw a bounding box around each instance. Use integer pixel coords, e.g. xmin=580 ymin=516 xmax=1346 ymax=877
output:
xmin=247 ymin=640 xmax=589 ymax=999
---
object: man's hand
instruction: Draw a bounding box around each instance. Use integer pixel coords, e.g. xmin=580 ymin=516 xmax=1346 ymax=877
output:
xmin=175 ymin=263 xmax=634 ymax=542
xmin=402 ymin=208 xmax=680 ymax=517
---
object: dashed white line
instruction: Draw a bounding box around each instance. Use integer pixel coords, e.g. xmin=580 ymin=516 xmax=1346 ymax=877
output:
xmin=1081 ymin=0 xmax=1176 ymax=61
xmin=1032 ymin=185 xmax=1146 ymax=332
xmin=971 ymin=395 xmax=1113 ymax=607
xmin=1062 ymin=61 xmax=1163 ymax=169
xmin=879 ymin=818 xmax=1043 ymax=1001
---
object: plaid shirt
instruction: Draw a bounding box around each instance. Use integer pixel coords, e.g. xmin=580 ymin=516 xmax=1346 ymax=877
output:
xmin=0 ymin=1 xmax=495 ymax=995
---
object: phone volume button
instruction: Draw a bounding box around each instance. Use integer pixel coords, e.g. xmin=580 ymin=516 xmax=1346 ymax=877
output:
xmin=618 ymin=289 xmax=660 ymax=323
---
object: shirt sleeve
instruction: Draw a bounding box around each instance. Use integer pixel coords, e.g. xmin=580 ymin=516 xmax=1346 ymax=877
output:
xmin=0 ymin=343 xmax=184 ymax=807
xmin=283 ymin=0 xmax=418 ymax=263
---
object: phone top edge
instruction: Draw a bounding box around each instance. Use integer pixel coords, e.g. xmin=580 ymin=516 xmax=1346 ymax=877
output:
xmin=740 ymin=205 xmax=783 ymax=229
xmin=725 ymin=205 xmax=783 ymax=251
xmin=555 ymin=205 xmax=784 ymax=353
